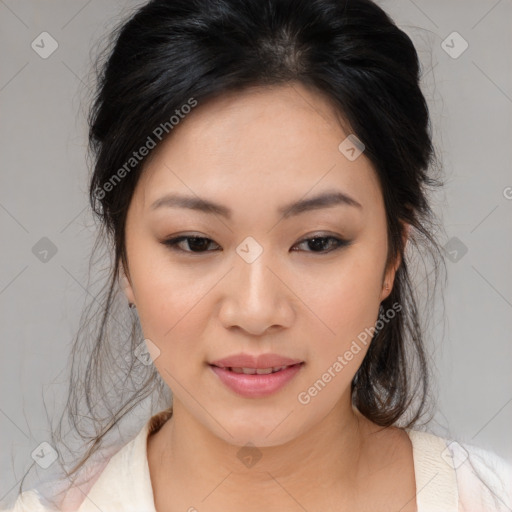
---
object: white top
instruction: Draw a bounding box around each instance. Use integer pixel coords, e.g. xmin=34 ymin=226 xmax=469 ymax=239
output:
xmin=7 ymin=409 xmax=512 ymax=512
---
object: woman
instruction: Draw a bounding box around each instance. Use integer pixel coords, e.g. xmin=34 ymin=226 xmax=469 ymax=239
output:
xmin=9 ymin=0 xmax=511 ymax=511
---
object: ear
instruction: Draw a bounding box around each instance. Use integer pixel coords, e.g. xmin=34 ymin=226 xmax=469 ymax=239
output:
xmin=379 ymin=222 xmax=410 ymax=302
xmin=119 ymin=265 xmax=136 ymax=305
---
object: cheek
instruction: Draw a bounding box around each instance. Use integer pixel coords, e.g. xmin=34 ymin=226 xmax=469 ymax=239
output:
xmin=295 ymin=251 xmax=385 ymax=379
xmin=301 ymin=255 xmax=383 ymax=336
xmin=130 ymin=254 xmax=216 ymax=373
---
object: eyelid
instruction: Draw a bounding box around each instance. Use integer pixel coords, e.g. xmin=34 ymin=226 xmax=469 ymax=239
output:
xmin=293 ymin=234 xmax=352 ymax=253
xmin=161 ymin=231 xmax=352 ymax=255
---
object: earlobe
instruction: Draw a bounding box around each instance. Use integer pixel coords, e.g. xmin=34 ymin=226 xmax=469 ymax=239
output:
xmin=380 ymin=266 xmax=397 ymax=302
xmin=380 ymin=277 xmax=393 ymax=302
xmin=380 ymin=222 xmax=409 ymax=302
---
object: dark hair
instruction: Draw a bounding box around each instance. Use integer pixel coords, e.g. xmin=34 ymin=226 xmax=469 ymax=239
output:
xmin=17 ymin=0 xmax=448 ymax=506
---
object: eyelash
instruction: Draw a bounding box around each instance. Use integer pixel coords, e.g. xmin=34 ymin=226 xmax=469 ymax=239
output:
xmin=161 ymin=234 xmax=351 ymax=255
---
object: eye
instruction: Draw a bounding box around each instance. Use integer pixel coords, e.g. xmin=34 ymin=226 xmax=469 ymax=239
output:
xmin=162 ymin=235 xmax=220 ymax=253
xmin=161 ymin=234 xmax=351 ymax=255
xmin=291 ymin=235 xmax=351 ymax=254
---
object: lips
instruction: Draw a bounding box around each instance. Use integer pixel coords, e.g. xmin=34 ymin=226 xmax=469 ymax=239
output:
xmin=209 ymin=364 xmax=303 ymax=398
xmin=226 ymin=365 xmax=293 ymax=375
xmin=208 ymin=353 xmax=305 ymax=398
xmin=209 ymin=353 xmax=303 ymax=370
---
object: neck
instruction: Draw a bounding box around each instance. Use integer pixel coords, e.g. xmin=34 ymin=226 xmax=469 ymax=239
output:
xmin=148 ymin=397 xmax=375 ymax=510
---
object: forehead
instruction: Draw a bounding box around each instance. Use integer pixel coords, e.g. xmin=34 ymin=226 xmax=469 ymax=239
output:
xmin=136 ymin=83 xmax=382 ymax=213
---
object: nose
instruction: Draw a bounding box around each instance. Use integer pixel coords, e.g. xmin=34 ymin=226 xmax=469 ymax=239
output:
xmin=217 ymin=251 xmax=295 ymax=336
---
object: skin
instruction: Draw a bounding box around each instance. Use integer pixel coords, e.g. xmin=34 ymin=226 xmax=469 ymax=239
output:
xmin=121 ymin=82 xmax=416 ymax=512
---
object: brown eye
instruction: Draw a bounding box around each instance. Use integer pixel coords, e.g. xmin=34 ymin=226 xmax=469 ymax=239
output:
xmin=292 ymin=236 xmax=351 ymax=254
xmin=162 ymin=236 xmax=220 ymax=253
xmin=161 ymin=234 xmax=351 ymax=256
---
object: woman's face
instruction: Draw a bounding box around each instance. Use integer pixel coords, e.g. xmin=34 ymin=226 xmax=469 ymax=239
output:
xmin=122 ymin=83 xmax=401 ymax=446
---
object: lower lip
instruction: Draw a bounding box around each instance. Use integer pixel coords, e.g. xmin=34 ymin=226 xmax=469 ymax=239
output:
xmin=209 ymin=363 xmax=304 ymax=398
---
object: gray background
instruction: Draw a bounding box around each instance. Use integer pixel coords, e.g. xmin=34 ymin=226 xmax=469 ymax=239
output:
xmin=1 ymin=0 xmax=511 ymax=506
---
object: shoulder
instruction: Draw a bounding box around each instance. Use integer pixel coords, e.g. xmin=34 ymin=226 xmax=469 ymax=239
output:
xmin=5 ymin=489 xmax=56 ymax=512
xmin=5 ymin=467 xmax=111 ymax=512
xmin=4 ymin=412 xmax=168 ymax=512
xmin=74 ymin=422 xmax=156 ymax=510
xmin=453 ymin=439 xmax=512 ymax=512
xmin=4 ymin=437 xmax=140 ymax=512
xmin=407 ymin=428 xmax=512 ymax=511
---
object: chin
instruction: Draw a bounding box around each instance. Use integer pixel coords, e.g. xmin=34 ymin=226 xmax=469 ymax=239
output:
xmin=203 ymin=406 xmax=309 ymax=448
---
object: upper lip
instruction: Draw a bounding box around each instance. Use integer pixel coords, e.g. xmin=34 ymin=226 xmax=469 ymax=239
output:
xmin=210 ymin=353 xmax=303 ymax=369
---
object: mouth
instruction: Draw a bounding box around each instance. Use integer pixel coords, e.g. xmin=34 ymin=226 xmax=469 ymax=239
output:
xmin=209 ymin=363 xmax=303 ymax=375
xmin=208 ymin=362 xmax=305 ymax=398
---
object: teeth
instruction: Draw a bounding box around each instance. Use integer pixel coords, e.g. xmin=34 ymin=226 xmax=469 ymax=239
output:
xmin=255 ymin=368 xmax=273 ymax=375
xmin=229 ymin=366 xmax=289 ymax=374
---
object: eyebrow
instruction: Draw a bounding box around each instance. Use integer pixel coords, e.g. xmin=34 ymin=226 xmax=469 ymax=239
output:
xmin=150 ymin=190 xmax=362 ymax=219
